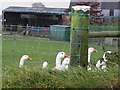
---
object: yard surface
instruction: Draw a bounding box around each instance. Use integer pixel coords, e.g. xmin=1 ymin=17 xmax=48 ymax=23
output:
xmin=2 ymin=33 xmax=119 ymax=88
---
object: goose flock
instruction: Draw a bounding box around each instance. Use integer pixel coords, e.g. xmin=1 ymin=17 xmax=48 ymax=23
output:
xmin=19 ymin=47 xmax=113 ymax=72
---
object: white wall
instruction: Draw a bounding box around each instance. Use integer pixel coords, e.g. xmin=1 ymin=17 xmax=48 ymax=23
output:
xmin=114 ymin=9 xmax=120 ymax=16
xmin=102 ymin=9 xmax=110 ymax=16
xmin=102 ymin=9 xmax=120 ymax=16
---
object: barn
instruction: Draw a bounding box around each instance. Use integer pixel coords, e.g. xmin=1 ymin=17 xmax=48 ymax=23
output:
xmin=2 ymin=6 xmax=70 ymax=29
xmin=2 ymin=1 xmax=119 ymax=28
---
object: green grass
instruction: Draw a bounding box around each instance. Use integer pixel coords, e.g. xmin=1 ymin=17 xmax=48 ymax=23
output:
xmin=2 ymin=34 xmax=119 ymax=88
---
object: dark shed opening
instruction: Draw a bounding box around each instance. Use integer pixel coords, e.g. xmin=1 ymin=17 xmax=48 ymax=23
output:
xmin=2 ymin=6 xmax=68 ymax=27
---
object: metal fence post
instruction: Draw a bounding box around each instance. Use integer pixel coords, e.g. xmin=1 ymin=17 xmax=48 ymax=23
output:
xmin=70 ymin=5 xmax=90 ymax=68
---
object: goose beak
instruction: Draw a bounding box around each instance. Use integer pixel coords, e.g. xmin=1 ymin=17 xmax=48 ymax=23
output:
xmin=28 ymin=57 xmax=32 ymax=60
xmin=64 ymin=54 xmax=69 ymax=58
xmin=93 ymin=49 xmax=98 ymax=52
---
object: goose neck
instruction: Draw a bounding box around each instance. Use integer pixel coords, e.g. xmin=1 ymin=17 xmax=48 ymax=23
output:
xmin=56 ymin=57 xmax=62 ymax=66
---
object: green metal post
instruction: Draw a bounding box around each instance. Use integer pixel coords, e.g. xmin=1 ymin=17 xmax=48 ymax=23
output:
xmin=70 ymin=6 xmax=90 ymax=67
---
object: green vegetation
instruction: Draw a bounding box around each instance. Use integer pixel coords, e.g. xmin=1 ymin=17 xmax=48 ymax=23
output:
xmin=1 ymin=18 xmax=119 ymax=88
xmin=2 ymin=35 xmax=119 ymax=88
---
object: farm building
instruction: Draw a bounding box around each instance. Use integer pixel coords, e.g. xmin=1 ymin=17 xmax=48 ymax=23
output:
xmin=2 ymin=1 xmax=119 ymax=27
xmin=2 ymin=6 xmax=70 ymax=28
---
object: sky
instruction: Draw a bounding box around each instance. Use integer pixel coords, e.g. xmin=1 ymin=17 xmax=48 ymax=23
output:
xmin=0 ymin=0 xmax=70 ymax=15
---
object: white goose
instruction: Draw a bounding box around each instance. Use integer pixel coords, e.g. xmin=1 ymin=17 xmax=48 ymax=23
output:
xmin=88 ymin=47 xmax=98 ymax=63
xmin=87 ymin=47 xmax=98 ymax=71
xmin=19 ymin=55 xmax=32 ymax=68
xmin=53 ymin=52 xmax=69 ymax=71
xmin=96 ymin=51 xmax=111 ymax=71
xmin=61 ymin=57 xmax=70 ymax=71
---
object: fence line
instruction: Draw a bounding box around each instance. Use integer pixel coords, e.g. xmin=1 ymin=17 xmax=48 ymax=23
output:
xmin=2 ymin=15 xmax=119 ymax=68
xmin=2 ymin=33 xmax=70 ymax=64
xmin=2 ymin=29 xmax=118 ymax=77
xmin=2 ymin=24 xmax=119 ymax=34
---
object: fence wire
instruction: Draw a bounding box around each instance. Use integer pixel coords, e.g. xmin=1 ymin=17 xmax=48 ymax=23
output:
xmin=2 ymin=25 xmax=68 ymax=68
xmin=2 ymin=15 xmax=119 ymax=79
xmin=2 ymin=25 xmax=119 ymax=80
xmin=2 ymin=26 xmax=70 ymax=67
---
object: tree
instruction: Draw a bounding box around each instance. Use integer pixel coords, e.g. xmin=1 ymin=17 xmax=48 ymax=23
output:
xmin=32 ymin=2 xmax=45 ymax=8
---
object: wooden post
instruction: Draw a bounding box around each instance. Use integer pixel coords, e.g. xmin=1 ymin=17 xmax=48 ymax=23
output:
xmin=89 ymin=31 xmax=120 ymax=38
xmin=70 ymin=6 xmax=90 ymax=68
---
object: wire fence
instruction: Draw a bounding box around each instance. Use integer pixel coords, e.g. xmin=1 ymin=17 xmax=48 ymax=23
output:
xmin=2 ymin=24 xmax=119 ymax=59
xmin=2 ymin=15 xmax=119 ymax=69
xmin=2 ymin=21 xmax=119 ymax=46
xmin=3 ymin=25 xmax=50 ymax=38
xmin=90 ymin=16 xmax=120 ymax=23
xmin=2 ymin=25 xmax=70 ymax=67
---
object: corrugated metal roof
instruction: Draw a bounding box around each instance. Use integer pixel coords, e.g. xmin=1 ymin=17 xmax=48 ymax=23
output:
xmin=3 ymin=6 xmax=69 ymax=15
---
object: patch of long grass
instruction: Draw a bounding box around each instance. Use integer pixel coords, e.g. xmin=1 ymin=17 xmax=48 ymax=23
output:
xmin=2 ymin=35 xmax=119 ymax=88
xmin=2 ymin=65 xmax=118 ymax=88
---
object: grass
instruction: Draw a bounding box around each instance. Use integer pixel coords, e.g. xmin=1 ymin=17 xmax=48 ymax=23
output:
xmin=2 ymin=34 xmax=119 ymax=88
xmin=1 ymin=20 xmax=119 ymax=88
